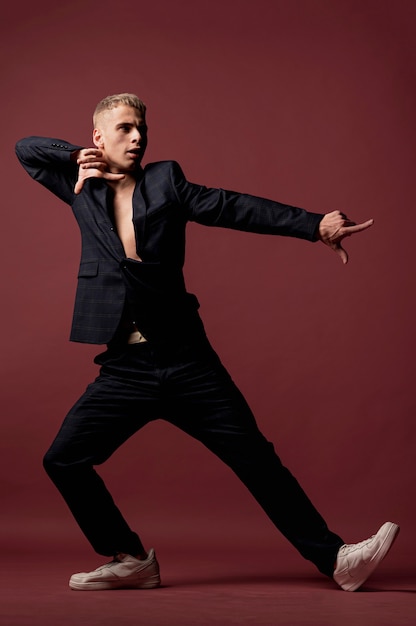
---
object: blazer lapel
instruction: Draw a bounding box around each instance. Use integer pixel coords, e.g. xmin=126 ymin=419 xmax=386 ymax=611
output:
xmin=88 ymin=181 xmax=126 ymax=258
xmin=132 ymin=175 xmax=147 ymax=258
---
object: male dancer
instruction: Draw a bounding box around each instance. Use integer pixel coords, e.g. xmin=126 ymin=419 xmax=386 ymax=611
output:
xmin=16 ymin=93 xmax=399 ymax=592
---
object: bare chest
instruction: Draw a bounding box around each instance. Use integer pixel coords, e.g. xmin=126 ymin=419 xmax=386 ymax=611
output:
xmin=112 ymin=188 xmax=142 ymax=261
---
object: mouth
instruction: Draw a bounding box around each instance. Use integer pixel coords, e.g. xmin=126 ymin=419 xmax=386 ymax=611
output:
xmin=127 ymin=148 xmax=142 ymax=159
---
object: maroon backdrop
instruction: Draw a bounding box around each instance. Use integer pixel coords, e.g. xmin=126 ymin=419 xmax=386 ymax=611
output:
xmin=1 ymin=0 xmax=414 ymax=572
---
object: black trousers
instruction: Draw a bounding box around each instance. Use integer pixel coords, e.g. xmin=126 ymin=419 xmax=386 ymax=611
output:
xmin=43 ymin=334 xmax=344 ymax=577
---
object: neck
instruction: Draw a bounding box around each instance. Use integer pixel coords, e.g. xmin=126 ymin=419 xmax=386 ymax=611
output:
xmin=108 ymin=171 xmax=137 ymax=193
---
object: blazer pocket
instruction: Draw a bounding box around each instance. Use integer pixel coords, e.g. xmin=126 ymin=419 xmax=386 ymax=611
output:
xmin=78 ymin=261 xmax=99 ymax=278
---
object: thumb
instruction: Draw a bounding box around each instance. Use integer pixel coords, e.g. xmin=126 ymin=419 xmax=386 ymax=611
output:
xmin=74 ymin=178 xmax=84 ymax=195
xmin=103 ymin=172 xmax=125 ymax=182
xmin=335 ymin=243 xmax=349 ymax=265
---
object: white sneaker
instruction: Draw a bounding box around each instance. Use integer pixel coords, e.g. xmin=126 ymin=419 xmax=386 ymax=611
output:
xmin=334 ymin=522 xmax=399 ymax=591
xmin=69 ymin=548 xmax=161 ymax=591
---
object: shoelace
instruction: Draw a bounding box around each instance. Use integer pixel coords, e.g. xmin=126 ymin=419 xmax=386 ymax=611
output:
xmin=338 ymin=534 xmax=375 ymax=555
xmin=96 ymin=556 xmax=123 ymax=571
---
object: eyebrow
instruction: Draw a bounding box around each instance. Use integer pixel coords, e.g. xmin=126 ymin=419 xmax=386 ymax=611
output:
xmin=116 ymin=121 xmax=147 ymax=128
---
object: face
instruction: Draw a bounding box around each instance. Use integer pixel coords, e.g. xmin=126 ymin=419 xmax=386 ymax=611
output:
xmin=93 ymin=104 xmax=148 ymax=173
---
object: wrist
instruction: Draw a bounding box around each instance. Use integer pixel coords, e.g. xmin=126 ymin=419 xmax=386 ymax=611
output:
xmin=70 ymin=149 xmax=81 ymax=162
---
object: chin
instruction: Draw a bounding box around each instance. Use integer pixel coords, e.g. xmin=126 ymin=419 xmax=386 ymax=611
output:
xmin=117 ymin=163 xmax=137 ymax=173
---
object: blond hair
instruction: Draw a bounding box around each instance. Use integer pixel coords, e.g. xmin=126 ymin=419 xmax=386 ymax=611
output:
xmin=93 ymin=93 xmax=146 ymax=127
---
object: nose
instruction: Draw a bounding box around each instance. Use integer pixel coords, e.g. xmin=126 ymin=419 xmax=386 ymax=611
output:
xmin=132 ymin=127 xmax=145 ymax=144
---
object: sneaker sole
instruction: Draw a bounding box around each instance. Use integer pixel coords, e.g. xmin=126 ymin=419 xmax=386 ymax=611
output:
xmin=69 ymin=574 xmax=161 ymax=591
xmin=340 ymin=522 xmax=400 ymax=592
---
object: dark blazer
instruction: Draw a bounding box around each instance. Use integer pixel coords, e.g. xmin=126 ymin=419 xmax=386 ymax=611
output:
xmin=15 ymin=136 xmax=323 ymax=345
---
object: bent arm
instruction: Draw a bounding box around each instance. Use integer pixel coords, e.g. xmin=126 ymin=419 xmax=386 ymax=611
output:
xmin=15 ymin=136 xmax=83 ymax=205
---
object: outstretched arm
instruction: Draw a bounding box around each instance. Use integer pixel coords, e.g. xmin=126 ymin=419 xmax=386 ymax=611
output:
xmin=318 ymin=210 xmax=374 ymax=264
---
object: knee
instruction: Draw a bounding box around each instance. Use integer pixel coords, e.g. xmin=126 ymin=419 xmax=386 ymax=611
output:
xmin=42 ymin=448 xmax=60 ymax=478
xmin=43 ymin=447 xmax=76 ymax=479
xmin=43 ymin=442 xmax=96 ymax=476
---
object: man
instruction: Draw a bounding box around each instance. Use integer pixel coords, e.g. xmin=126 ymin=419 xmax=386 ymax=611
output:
xmin=15 ymin=93 xmax=399 ymax=592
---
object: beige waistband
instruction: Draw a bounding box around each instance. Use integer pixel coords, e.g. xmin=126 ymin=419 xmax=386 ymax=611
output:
xmin=127 ymin=329 xmax=148 ymax=344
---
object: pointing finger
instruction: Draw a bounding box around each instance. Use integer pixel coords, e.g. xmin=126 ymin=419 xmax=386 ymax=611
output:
xmin=342 ymin=219 xmax=374 ymax=235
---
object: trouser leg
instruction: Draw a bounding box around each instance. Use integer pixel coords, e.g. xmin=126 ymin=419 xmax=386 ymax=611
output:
xmin=163 ymin=343 xmax=344 ymax=577
xmin=43 ymin=346 xmax=161 ymax=557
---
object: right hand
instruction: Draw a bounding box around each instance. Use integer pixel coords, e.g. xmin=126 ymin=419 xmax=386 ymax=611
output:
xmin=73 ymin=148 xmax=124 ymax=194
xmin=318 ymin=210 xmax=374 ymax=264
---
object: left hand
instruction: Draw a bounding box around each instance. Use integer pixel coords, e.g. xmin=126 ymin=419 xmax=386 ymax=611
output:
xmin=73 ymin=148 xmax=125 ymax=194
xmin=318 ymin=210 xmax=374 ymax=264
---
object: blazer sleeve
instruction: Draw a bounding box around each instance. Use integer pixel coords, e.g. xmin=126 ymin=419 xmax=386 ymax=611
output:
xmin=169 ymin=160 xmax=323 ymax=242
xmin=15 ymin=136 xmax=83 ymax=205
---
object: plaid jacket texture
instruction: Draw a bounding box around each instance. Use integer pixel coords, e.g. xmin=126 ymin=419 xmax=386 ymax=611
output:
xmin=15 ymin=136 xmax=323 ymax=344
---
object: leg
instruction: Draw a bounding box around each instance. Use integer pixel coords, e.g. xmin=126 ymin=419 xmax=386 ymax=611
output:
xmin=162 ymin=343 xmax=344 ymax=577
xmin=43 ymin=345 xmax=162 ymax=557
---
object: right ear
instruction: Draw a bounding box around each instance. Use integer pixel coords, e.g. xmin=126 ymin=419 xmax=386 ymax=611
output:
xmin=93 ymin=128 xmax=104 ymax=148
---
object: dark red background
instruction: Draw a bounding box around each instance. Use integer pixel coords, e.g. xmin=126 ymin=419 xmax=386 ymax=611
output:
xmin=1 ymin=0 xmax=414 ymax=574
